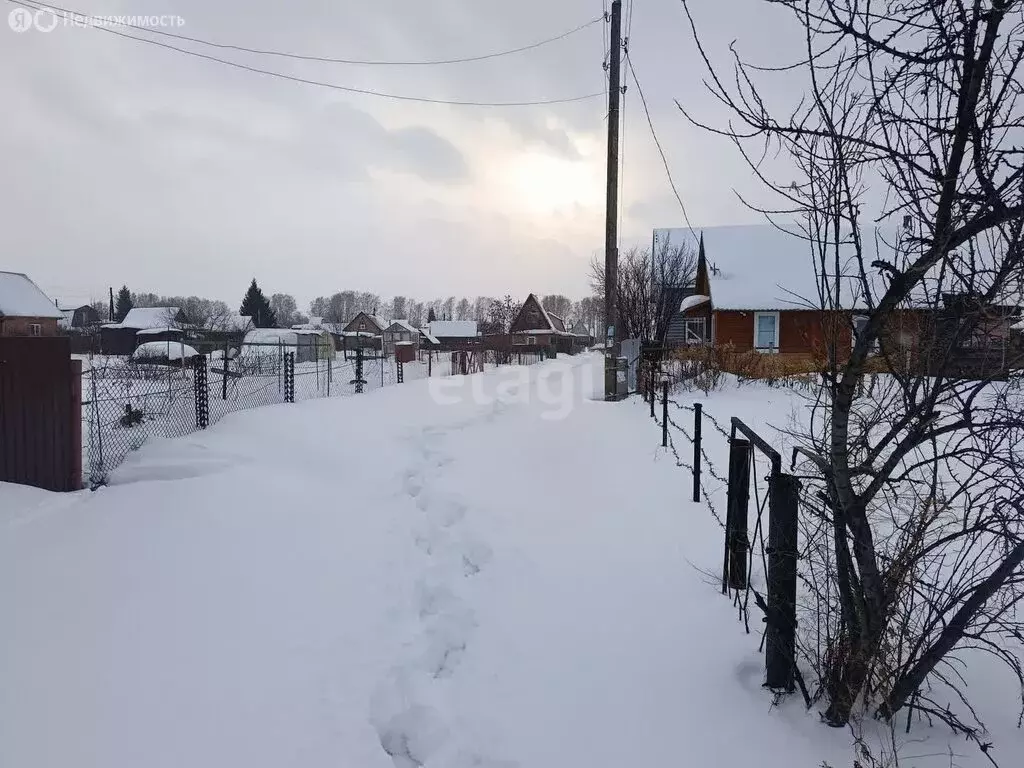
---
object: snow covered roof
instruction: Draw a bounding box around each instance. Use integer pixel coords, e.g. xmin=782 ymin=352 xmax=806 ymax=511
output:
xmin=428 ymin=320 xmax=478 ymax=338
xmin=242 ymin=328 xmax=301 ymax=346
xmin=654 ymin=225 xmax=867 ymax=310
xmin=222 ymin=314 xmax=254 ymax=333
xmin=132 ymin=341 xmax=199 ymax=361
xmin=385 ymin=319 xmax=419 ymax=334
xmin=106 ymin=306 xmax=180 ymax=330
xmin=0 ymin=271 xmax=63 ymax=319
xmin=420 ymin=330 xmax=441 ymax=345
xmin=136 ymin=327 xmax=183 ymax=336
xmin=1012 ymin=320 xmax=1024 ymax=332
xmin=680 ymin=294 xmax=711 ymax=312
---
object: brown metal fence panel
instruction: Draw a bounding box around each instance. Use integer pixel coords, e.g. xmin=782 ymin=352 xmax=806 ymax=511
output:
xmin=0 ymin=336 xmax=82 ymax=491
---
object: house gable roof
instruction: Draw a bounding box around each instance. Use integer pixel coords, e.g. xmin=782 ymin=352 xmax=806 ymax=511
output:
xmin=342 ymin=312 xmax=387 ymax=334
xmin=0 ymin=271 xmax=64 ymax=319
xmin=653 ymin=224 xmax=867 ymax=310
xmin=570 ymin=320 xmax=591 ymax=336
xmin=385 ymin=319 xmax=419 ymax=334
xmin=511 ymin=294 xmax=572 ymax=334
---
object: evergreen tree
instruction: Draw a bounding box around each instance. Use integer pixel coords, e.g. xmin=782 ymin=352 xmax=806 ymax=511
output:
xmin=239 ymin=279 xmax=277 ymax=328
xmin=114 ymin=285 xmax=133 ymax=322
xmin=427 ymin=307 xmax=437 ymax=323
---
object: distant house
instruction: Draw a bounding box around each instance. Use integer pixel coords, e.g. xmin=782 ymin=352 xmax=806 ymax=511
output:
xmin=57 ymin=303 xmax=102 ymax=331
xmin=569 ymin=319 xmax=593 ymax=348
xmin=0 ymin=271 xmax=64 ymax=337
xmin=343 ymin=312 xmax=388 ymax=336
xmin=239 ymin=327 xmax=332 ymax=365
xmin=427 ymin=320 xmax=479 ymax=348
xmin=100 ymin=306 xmax=181 ymax=356
xmin=382 ymin=319 xmax=420 ymax=356
xmin=509 ymin=294 xmax=573 ymax=353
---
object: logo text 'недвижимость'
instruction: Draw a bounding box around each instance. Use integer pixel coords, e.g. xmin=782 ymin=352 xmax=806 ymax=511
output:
xmin=8 ymin=7 xmax=185 ymax=33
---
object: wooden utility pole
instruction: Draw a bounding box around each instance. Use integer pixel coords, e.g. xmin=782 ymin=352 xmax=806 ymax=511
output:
xmin=604 ymin=0 xmax=622 ymax=401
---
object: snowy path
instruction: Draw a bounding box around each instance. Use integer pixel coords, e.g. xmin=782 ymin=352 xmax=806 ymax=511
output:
xmin=3 ymin=354 xmax=1016 ymax=768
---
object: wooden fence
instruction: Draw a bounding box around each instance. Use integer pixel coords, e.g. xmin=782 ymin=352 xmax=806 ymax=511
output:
xmin=0 ymin=336 xmax=82 ymax=491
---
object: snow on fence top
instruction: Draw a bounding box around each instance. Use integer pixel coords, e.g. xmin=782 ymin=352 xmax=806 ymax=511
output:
xmin=428 ymin=320 xmax=478 ymax=338
xmin=105 ymin=306 xmax=180 ymax=330
xmin=653 ymin=224 xmax=867 ymax=310
xmin=0 ymin=271 xmax=64 ymax=319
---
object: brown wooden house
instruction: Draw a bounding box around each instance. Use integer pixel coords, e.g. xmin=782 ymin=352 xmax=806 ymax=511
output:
xmin=0 ymin=271 xmax=64 ymax=337
xmin=510 ymin=294 xmax=574 ymax=354
xmin=659 ymin=225 xmax=1023 ymax=378
xmin=660 ymin=227 xmax=857 ymax=365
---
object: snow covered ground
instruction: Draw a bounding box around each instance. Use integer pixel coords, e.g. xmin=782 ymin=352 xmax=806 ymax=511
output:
xmin=2 ymin=353 xmax=1021 ymax=768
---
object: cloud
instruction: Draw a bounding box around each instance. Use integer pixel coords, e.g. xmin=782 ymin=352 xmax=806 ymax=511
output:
xmin=307 ymin=101 xmax=468 ymax=184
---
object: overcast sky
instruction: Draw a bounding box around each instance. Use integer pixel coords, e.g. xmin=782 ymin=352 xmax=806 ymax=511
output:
xmin=1 ymin=0 xmax=805 ymax=311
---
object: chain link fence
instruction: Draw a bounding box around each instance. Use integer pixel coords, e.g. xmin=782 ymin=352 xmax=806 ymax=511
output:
xmin=81 ymin=342 xmax=545 ymax=487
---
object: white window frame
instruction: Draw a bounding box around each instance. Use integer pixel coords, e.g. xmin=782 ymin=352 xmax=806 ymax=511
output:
xmin=753 ymin=312 xmax=780 ymax=353
xmin=29 ymin=323 xmax=42 ymax=337
xmin=528 ymin=335 xmax=537 ymax=346
xmin=682 ymin=317 xmax=706 ymax=345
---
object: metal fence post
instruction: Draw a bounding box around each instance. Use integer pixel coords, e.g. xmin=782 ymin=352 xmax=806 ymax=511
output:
xmin=693 ymin=403 xmax=702 ymax=502
xmin=766 ymin=472 xmax=800 ymax=691
xmin=723 ymin=438 xmax=751 ymax=592
xmin=193 ymin=354 xmax=209 ymax=429
xmin=661 ymin=380 xmax=668 ymax=447
xmin=284 ymin=351 xmax=295 ymax=403
xmin=352 ymin=347 xmax=365 ymax=394
xmin=650 ymin=370 xmax=656 ymax=418
xmin=221 ymin=340 xmax=229 ymax=400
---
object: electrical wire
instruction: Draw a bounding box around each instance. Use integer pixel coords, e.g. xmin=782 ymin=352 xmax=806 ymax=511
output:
xmin=8 ymin=0 xmax=604 ymax=107
xmin=625 ymin=50 xmax=700 ymax=247
xmin=15 ymin=1 xmax=604 ymax=66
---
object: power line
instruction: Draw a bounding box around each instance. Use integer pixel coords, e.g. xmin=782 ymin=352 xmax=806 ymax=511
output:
xmin=18 ymin=1 xmax=604 ymax=66
xmin=625 ymin=51 xmax=700 ymax=247
xmin=9 ymin=0 xmax=604 ymax=107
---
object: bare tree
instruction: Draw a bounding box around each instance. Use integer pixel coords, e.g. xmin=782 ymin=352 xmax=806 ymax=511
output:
xmin=541 ymin=294 xmax=573 ymax=322
xmin=682 ymin=0 xmax=1024 ymax=740
xmin=269 ymin=294 xmax=301 ymax=328
xmin=589 ymin=240 xmax=697 ymax=342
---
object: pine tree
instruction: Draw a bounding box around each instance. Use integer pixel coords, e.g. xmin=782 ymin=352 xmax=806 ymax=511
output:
xmin=239 ymin=279 xmax=277 ymax=328
xmin=427 ymin=307 xmax=437 ymax=323
xmin=114 ymin=285 xmax=133 ymax=322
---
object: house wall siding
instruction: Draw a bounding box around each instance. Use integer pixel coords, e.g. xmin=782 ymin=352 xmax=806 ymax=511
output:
xmin=714 ymin=309 xmax=852 ymax=358
xmin=0 ymin=317 xmax=60 ymax=337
